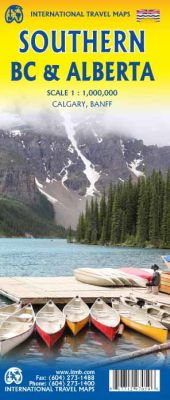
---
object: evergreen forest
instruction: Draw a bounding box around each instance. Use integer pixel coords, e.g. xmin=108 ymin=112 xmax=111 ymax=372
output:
xmin=76 ymin=170 xmax=170 ymax=248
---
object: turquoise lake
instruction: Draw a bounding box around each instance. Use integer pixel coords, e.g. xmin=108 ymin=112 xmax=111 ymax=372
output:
xmin=0 ymin=238 xmax=169 ymax=276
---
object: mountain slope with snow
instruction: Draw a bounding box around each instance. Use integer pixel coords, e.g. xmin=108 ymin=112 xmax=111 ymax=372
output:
xmin=0 ymin=114 xmax=169 ymax=228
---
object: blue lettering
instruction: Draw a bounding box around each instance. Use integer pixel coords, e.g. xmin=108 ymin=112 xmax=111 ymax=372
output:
xmin=52 ymin=30 xmax=66 ymax=52
xmin=93 ymin=62 xmax=104 ymax=81
xmin=140 ymin=62 xmax=155 ymax=80
xmin=83 ymin=30 xmax=97 ymax=52
xmin=19 ymin=30 xmax=29 ymax=53
xmin=101 ymin=30 xmax=111 ymax=53
xmin=117 ymin=62 xmax=128 ymax=80
xmin=68 ymin=31 xmax=81 ymax=52
xmin=129 ymin=61 xmax=140 ymax=80
xmin=114 ymin=31 xmax=127 ymax=52
xmin=129 ymin=30 xmax=145 ymax=53
xmin=67 ymin=62 xmax=81 ymax=80
xmin=31 ymin=30 xmax=48 ymax=53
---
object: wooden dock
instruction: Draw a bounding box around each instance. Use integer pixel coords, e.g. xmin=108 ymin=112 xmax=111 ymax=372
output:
xmin=0 ymin=276 xmax=170 ymax=305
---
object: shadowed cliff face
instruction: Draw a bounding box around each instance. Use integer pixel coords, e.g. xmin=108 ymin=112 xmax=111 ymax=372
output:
xmin=0 ymin=118 xmax=169 ymax=228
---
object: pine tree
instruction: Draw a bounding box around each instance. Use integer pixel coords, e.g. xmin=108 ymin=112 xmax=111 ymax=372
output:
xmin=100 ymin=218 xmax=107 ymax=245
xmin=136 ymin=177 xmax=149 ymax=245
xmin=111 ymin=189 xmax=122 ymax=244
xmin=76 ymin=215 xmax=81 ymax=242
xmin=149 ymin=171 xmax=160 ymax=247
xmin=84 ymin=200 xmax=92 ymax=244
xmin=99 ymin=191 xmax=106 ymax=238
xmin=76 ymin=214 xmax=85 ymax=242
xmin=125 ymin=176 xmax=137 ymax=237
xmin=106 ymin=183 xmax=113 ymax=242
xmin=157 ymin=170 xmax=165 ymax=233
xmin=67 ymin=226 xmax=73 ymax=243
xmin=90 ymin=197 xmax=98 ymax=244
xmin=83 ymin=200 xmax=89 ymax=242
xmin=121 ymin=210 xmax=127 ymax=243
xmin=91 ymin=198 xmax=99 ymax=243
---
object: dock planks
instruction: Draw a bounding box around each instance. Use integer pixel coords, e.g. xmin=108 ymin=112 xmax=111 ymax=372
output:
xmin=160 ymin=272 xmax=170 ymax=294
xmin=0 ymin=276 xmax=170 ymax=305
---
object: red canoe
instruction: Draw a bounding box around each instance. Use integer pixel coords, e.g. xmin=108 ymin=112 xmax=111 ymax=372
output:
xmin=90 ymin=298 xmax=120 ymax=341
xmin=36 ymin=300 xmax=65 ymax=347
xmin=120 ymin=267 xmax=153 ymax=282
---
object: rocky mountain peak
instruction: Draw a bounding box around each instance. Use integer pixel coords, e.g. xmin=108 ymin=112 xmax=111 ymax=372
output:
xmin=0 ymin=114 xmax=169 ymax=228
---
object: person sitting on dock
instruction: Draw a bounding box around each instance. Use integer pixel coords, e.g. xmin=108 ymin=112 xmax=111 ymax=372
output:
xmin=146 ymin=265 xmax=160 ymax=295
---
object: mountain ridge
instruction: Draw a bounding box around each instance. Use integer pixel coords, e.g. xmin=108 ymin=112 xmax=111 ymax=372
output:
xmin=0 ymin=115 xmax=170 ymax=228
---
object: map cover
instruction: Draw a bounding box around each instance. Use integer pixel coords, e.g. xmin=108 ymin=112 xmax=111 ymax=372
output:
xmin=0 ymin=0 xmax=169 ymax=399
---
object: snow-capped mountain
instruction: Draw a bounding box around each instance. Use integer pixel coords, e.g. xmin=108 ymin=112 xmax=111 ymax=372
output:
xmin=0 ymin=113 xmax=170 ymax=228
